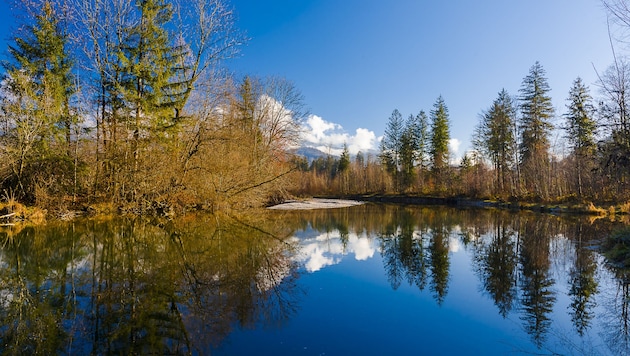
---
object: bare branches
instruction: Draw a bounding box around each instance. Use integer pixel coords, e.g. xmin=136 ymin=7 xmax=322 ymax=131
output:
xmin=604 ymin=0 xmax=630 ymax=31
xmin=174 ymin=0 xmax=246 ymax=89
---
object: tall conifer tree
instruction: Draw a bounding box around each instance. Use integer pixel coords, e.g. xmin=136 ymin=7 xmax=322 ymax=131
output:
xmin=518 ymin=62 xmax=554 ymax=195
xmin=1 ymin=1 xmax=75 ymax=200
xmin=400 ymin=114 xmax=419 ymax=189
xmin=119 ymin=0 xmax=184 ymax=132
xmin=430 ymin=96 xmax=450 ymax=172
xmin=479 ymin=89 xmax=516 ymax=193
xmin=564 ymin=77 xmax=596 ymax=197
xmin=380 ymin=109 xmax=404 ymax=190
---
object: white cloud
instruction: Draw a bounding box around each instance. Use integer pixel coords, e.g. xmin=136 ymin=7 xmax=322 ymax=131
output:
xmin=449 ymin=138 xmax=461 ymax=156
xmin=302 ymin=115 xmax=341 ymax=143
xmin=301 ymin=115 xmax=377 ymax=156
xmin=348 ymin=128 xmax=377 ymax=155
xmin=448 ymin=138 xmax=463 ymax=165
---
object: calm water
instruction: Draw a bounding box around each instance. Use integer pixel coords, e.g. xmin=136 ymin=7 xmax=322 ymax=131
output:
xmin=0 ymin=204 xmax=629 ymax=355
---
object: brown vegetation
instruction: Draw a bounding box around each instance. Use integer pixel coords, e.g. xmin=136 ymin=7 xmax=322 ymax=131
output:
xmin=0 ymin=0 xmax=304 ymax=217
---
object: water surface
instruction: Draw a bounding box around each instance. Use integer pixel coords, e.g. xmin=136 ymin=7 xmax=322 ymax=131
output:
xmin=0 ymin=204 xmax=628 ymax=355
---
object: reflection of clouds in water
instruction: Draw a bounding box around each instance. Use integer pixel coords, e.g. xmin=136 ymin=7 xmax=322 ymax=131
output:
xmin=294 ymin=231 xmax=376 ymax=272
xmin=351 ymin=235 xmax=375 ymax=260
xmin=297 ymin=238 xmax=340 ymax=272
xmin=449 ymin=236 xmax=460 ymax=253
xmin=295 ymin=229 xmax=460 ymax=272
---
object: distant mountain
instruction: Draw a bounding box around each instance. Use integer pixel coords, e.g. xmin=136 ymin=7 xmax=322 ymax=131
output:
xmin=292 ymin=146 xmax=333 ymax=162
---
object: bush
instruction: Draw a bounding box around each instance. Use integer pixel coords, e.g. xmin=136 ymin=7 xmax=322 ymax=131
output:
xmin=1 ymin=154 xmax=85 ymax=209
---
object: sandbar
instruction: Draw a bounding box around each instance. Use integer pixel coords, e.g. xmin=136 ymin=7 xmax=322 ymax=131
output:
xmin=267 ymin=198 xmax=364 ymax=210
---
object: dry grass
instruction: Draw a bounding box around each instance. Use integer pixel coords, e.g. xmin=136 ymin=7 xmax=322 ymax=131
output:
xmin=609 ymin=205 xmax=617 ymax=216
xmin=585 ymin=202 xmax=607 ymax=215
xmin=1 ymin=190 xmax=47 ymax=223
xmin=619 ymin=201 xmax=630 ymax=214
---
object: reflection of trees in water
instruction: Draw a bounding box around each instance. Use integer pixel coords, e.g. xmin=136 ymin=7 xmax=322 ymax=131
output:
xmin=278 ymin=203 xmax=630 ymax=353
xmin=0 ymin=223 xmax=87 ymax=355
xmin=472 ymin=216 xmax=518 ymax=318
xmin=293 ymin=204 xmax=455 ymax=304
xmin=0 ymin=212 xmax=300 ymax=354
xmin=565 ymin=222 xmax=598 ymax=337
xmin=516 ymin=216 xmax=556 ymax=348
xmin=379 ymin=208 xmax=428 ymax=291
xmin=601 ymin=265 xmax=630 ymax=355
xmin=429 ymin=225 xmax=450 ymax=305
xmin=375 ymin=206 xmax=450 ymax=304
xmin=5 ymin=204 xmax=628 ymax=353
xmin=466 ymin=212 xmax=616 ymax=349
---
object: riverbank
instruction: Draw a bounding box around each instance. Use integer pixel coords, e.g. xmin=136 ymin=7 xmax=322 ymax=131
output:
xmin=325 ymin=194 xmax=630 ymax=217
xmin=3 ymin=192 xmax=627 ymax=224
xmin=0 ymin=200 xmax=47 ymax=225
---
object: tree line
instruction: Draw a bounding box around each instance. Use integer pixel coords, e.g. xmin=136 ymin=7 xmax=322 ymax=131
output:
xmin=294 ymin=58 xmax=630 ymax=204
xmin=4 ymin=0 xmax=630 ymax=215
xmin=294 ymin=0 xmax=630 ymax=204
xmin=0 ymin=0 xmax=307 ymax=215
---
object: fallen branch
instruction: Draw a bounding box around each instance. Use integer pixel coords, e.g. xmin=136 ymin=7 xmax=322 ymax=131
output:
xmin=0 ymin=213 xmax=16 ymax=220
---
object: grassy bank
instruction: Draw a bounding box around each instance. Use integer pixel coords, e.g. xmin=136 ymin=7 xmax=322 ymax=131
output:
xmin=324 ymin=194 xmax=630 ymax=217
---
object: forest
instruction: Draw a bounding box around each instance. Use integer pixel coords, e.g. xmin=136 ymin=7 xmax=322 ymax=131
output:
xmin=2 ymin=0 xmax=630 ymax=218
xmin=0 ymin=0 xmax=309 ymax=216
xmin=293 ymin=1 xmax=630 ymax=208
xmin=293 ymin=63 xmax=630 ymax=206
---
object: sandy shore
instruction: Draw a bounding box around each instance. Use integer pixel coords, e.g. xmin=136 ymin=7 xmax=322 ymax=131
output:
xmin=267 ymin=198 xmax=364 ymax=210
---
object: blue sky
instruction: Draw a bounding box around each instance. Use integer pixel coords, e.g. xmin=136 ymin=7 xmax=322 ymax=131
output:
xmin=229 ymin=0 xmax=615 ymax=157
xmin=0 ymin=0 xmax=616 ymax=158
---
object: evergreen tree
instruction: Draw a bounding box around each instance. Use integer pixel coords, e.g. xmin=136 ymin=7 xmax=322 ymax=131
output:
xmin=338 ymin=143 xmax=351 ymax=173
xmin=478 ymin=89 xmax=516 ymax=194
xmin=1 ymin=1 xmax=76 ymax=200
xmin=119 ymin=0 xmax=184 ymax=132
xmin=564 ymin=77 xmax=596 ymax=197
xmin=430 ymin=96 xmax=450 ymax=172
xmin=518 ymin=62 xmax=554 ymax=196
xmin=115 ymin=0 xmax=193 ymax=200
xmin=400 ymin=114 xmax=418 ymax=190
xmin=398 ymin=112 xmax=429 ymax=190
xmin=415 ymin=110 xmax=430 ymax=170
xmin=380 ymin=109 xmax=404 ymax=190
xmin=355 ymin=151 xmax=365 ymax=168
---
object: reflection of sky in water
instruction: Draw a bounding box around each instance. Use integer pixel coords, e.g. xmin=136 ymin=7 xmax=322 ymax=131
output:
xmin=293 ymin=230 xmax=377 ymax=272
xmin=294 ymin=228 xmax=462 ymax=272
xmin=212 ymin=209 xmax=627 ymax=356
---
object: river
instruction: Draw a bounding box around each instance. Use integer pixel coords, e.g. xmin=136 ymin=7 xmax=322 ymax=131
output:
xmin=0 ymin=203 xmax=627 ymax=355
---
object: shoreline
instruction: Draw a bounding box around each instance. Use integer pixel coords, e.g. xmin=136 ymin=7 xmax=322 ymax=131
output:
xmin=3 ymin=194 xmax=626 ymax=223
xmin=312 ymin=194 xmax=630 ymax=217
xmin=267 ymin=198 xmax=364 ymax=210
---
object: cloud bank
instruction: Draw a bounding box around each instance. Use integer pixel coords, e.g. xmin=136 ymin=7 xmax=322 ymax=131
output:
xmin=300 ymin=114 xmax=464 ymax=160
xmin=449 ymin=138 xmax=461 ymax=156
xmin=301 ymin=115 xmax=377 ymax=156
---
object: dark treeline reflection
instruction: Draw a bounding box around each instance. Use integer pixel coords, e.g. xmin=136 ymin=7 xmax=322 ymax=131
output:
xmin=0 ymin=213 xmax=301 ymax=355
xmin=272 ymin=203 xmax=627 ymax=352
